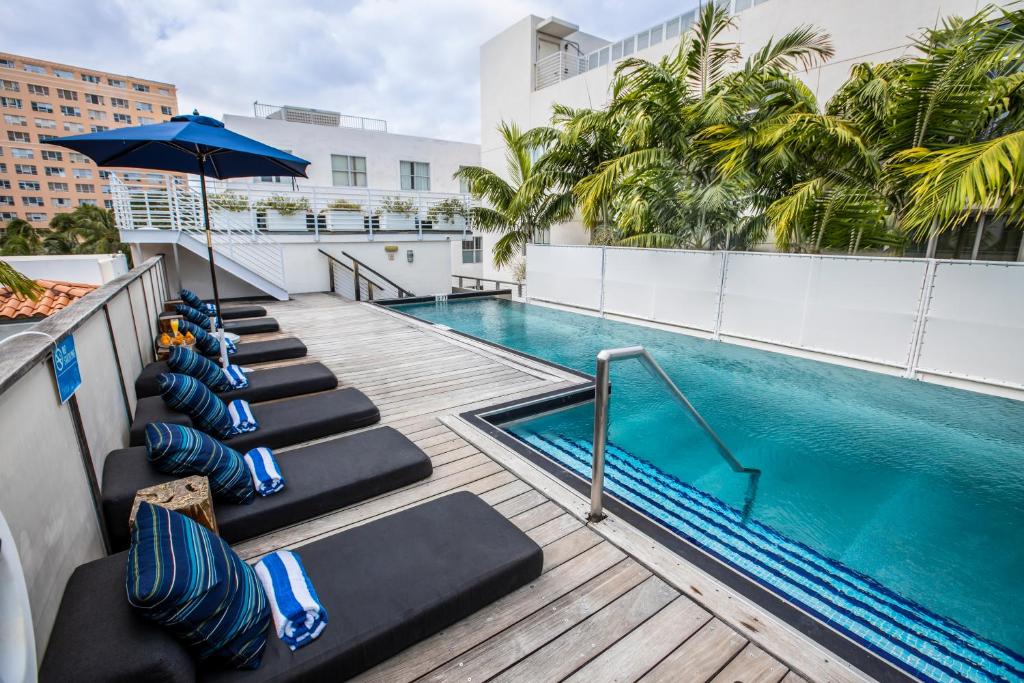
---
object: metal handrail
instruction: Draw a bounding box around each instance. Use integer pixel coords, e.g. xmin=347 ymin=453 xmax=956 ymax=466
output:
xmin=319 ymin=249 xmax=383 ymax=301
xmin=340 ymin=250 xmax=414 ymax=297
xmin=589 ymin=346 xmax=761 ymax=523
xmin=452 ymin=275 xmax=524 ymax=297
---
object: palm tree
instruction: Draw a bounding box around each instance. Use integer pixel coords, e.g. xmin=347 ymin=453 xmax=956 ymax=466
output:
xmin=0 ymin=218 xmax=43 ymax=255
xmin=0 ymin=259 xmax=43 ymax=299
xmin=454 ymin=122 xmax=575 ymax=268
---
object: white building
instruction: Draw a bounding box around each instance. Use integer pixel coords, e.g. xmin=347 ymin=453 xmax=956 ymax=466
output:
xmin=478 ymin=0 xmax=1014 ymax=279
xmin=121 ymin=103 xmax=486 ymax=299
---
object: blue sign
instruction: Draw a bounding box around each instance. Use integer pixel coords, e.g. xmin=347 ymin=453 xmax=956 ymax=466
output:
xmin=53 ymin=334 xmax=82 ymax=404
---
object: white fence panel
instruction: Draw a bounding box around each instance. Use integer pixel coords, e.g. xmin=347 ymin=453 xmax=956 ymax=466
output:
xmin=526 ymin=244 xmax=603 ymax=310
xmin=719 ymin=253 xmax=812 ymax=347
xmin=603 ymin=248 xmax=722 ymax=331
xmin=915 ymin=261 xmax=1024 ymax=388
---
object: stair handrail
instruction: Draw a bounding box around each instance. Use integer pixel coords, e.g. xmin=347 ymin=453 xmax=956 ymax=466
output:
xmin=340 ymin=250 xmax=414 ymax=298
xmin=319 ymin=249 xmax=385 ymax=301
xmin=589 ymin=345 xmax=761 ymax=523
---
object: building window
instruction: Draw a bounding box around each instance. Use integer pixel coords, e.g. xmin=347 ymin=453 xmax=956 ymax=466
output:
xmin=331 ymin=154 xmax=368 ymax=187
xmin=145 ymin=173 xmax=163 ymax=182
xmin=160 ymin=105 xmax=173 ymax=115
xmin=111 ymin=97 xmax=128 ymax=108
xmin=41 ymin=150 xmax=62 ymax=161
xmin=23 ymin=64 xmax=46 ymax=75
xmin=7 ymin=131 xmax=30 ymax=142
xmin=112 ymin=113 xmax=131 ymax=124
xmin=57 ymin=88 xmax=77 ymax=100
xmin=31 ymin=101 xmax=52 ymax=113
xmin=0 ymin=58 xmax=14 ymax=68
xmin=123 ymin=172 xmax=142 ymax=181
xmin=157 ymin=87 xmax=170 ymax=96
xmin=138 ymin=116 xmax=154 ymax=125
xmin=132 ymin=83 xmax=150 ymax=93
xmin=11 ymin=148 xmax=33 ymax=158
xmin=0 ymin=180 xmax=9 ymax=189
xmin=0 ymin=79 xmax=19 ymax=92
xmin=45 ymin=166 xmax=65 ymax=176
xmin=458 ymin=166 xmax=472 ymax=194
xmin=400 ymin=160 xmax=430 ymax=191
xmin=461 ymin=236 xmax=483 ymax=264
xmin=48 ymin=182 xmax=68 ymax=191
xmin=37 ymin=134 xmax=57 ymax=142
xmin=63 ymin=122 xmax=85 ymax=133
xmin=1 ymin=96 xmax=23 ymax=109
xmin=69 ymin=152 xmax=88 ymax=163
xmin=60 ymin=105 xmax=81 ymax=117
xmin=98 ymin=170 xmax=111 ymax=179
xmin=103 ymin=199 xmax=113 ymax=209
xmin=52 ymin=197 xmax=72 ymax=208
xmin=135 ymin=101 xmax=153 ymax=112
xmin=108 ymin=78 xmax=125 ymax=88
xmin=0 ymin=164 xmax=5 ymax=174
xmin=22 ymin=196 xmax=44 ymax=206
xmin=90 ymin=125 xmax=109 ymax=133
xmin=26 ymin=212 xmax=47 ymax=221
xmin=0 ymin=212 xmax=20 ymax=221
xmin=78 ymin=199 xmax=96 ymax=207
xmin=34 ymin=117 xmax=55 ymax=128
xmin=18 ymin=181 xmax=39 ymax=190
xmin=75 ymin=183 xmax=95 ymax=193
xmin=81 ymin=73 xmax=101 ymax=84
xmin=0 ymin=196 xmax=12 ymax=206
xmin=4 ymin=114 xmax=27 ymax=126
xmin=84 ymin=93 xmax=103 ymax=105
xmin=88 ymin=109 xmax=106 ymax=120
xmin=73 ymin=168 xmax=93 ymax=179
xmin=53 ymin=69 xmax=73 ymax=79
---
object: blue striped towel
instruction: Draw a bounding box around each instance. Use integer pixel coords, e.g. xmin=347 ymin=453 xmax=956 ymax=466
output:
xmin=224 ymin=337 xmax=237 ymax=355
xmin=202 ymin=302 xmax=217 ymax=315
xmin=227 ymin=399 xmax=258 ymax=434
xmin=222 ymin=364 xmax=249 ymax=389
xmin=243 ymin=447 xmax=285 ymax=496
xmin=253 ymin=551 xmax=328 ymax=651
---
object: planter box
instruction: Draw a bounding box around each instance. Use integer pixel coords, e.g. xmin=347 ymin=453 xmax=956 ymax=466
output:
xmin=324 ymin=210 xmax=365 ymax=231
xmin=428 ymin=216 xmax=467 ymax=231
xmin=379 ymin=213 xmax=417 ymax=231
xmin=264 ymin=209 xmax=308 ymax=232
xmin=210 ymin=208 xmax=252 ymax=232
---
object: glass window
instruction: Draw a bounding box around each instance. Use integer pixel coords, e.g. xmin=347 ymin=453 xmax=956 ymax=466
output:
xmin=45 ymin=166 xmax=65 ymax=176
xmin=23 ymin=64 xmax=46 ymax=74
xmin=132 ymin=83 xmax=150 ymax=93
xmin=26 ymin=212 xmax=47 ymax=222
xmin=22 ymin=196 xmax=44 ymax=206
xmin=4 ymin=114 xmax=27 ymax=126
xmin=111 ymin=97 xmax=128 ymax=108
xmin=57 ymin=88 xmax=77 ymax=100
xmin=331 ymin=154 xmax=368 ymax=187
xmin=113 ymin=113 xmax=131 ymax=123
xmin=90 ymin=125 xmax=109 ymax=132
xmin=69 ymin=152 xmax=89 ymax=163
xmin=0 ymin=212 xmax=19 ymax=221
xmin=108 ymin=78 xmax=125 ymax=88
xmin=1 ymin=96 xmax=23 ymax=109
xmin=27 ymin=84 xmax=48 ymax=95
xmin=48 ymin=181 xmax=68 ymax=191
xmin=11 ymin=148 xmax=33 ymax=158
xmin=135 ymin=101 xmax=152 ymax=112
xmin=400 ymin=160 xmax=430 ymax=191
xmin=31 ymin=101 xmax=52 ymax=113
xmin=84 ymin=93 xmax=103 ymax=105
xmin=18 ymin=181 xmax=39 ymax=190
xmin=7 ymin=130 xmax=30 ymax=142
xmin=37 ymin=134 xmax=57 ymax=142
xmin=0 ymin=79 xmax=19 ymax=92
xmin=78 ymin=199 xmax=96 ymax=206
xmin=81 ymin=73 xmax=101 ymax=83
xmin=0 ymin=196 xmax=11 ymax=206
xmin=0 ymin=180 xmax=9 ymax=189
xmin=75 ymin=183 xmax=95 ymax=193
xmin=41 ymin=150 xmax=62 ymax=160
xmin=88 ymin=109 xmax=105 ymax=120
xmin=0 ymin=58 xmax=14 ymax=68
xmin=976 ymin=215 xmax=1024 ymax=261
xmin=60 ymin=105 xmax=81 ymax=117
xmin=72 ymin=168 xmax=93 ymax=179
xmin=138 ymin=116 xmax=154 ymax=125
xmin=160 ymin=105 xmax=173 ymax=115
xmin=53 ymin=69 xmax=73 ymax=79
xmin=103 ymin=199 xmax=113 ymax=209
xmin=52 ymin=197 xmax=72 ymax=207
xmin=35 ymin=117 xmax=56 ymax=128
xmin=461 ymin=236 xmax=483 ymax=264
xmin=63 ymin=122 xmax=84 ymax=133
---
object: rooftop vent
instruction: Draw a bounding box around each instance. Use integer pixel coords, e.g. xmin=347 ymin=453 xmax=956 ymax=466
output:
xmin=252 ymin=102 xmax=387 ymax=132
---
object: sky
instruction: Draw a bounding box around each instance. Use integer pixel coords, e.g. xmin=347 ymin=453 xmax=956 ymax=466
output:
xmin=2 ymin=0 xmax=697 ymax=144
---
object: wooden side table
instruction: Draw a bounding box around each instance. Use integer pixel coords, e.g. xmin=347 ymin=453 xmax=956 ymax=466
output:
xmin=130 ymin=475 xmax=218 ymax=535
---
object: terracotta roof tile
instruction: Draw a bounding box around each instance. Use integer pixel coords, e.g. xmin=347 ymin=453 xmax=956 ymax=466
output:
xmin=0 ymin=279 xmax=99 ymax=320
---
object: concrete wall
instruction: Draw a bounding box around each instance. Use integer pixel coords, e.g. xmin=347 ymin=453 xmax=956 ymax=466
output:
xmin=0 ymin=257 xmax=165 ymax=665
xmin=221 ymin=115 xmax=480 ymax=194
xmin=2 ymin=254 xmax=129 ymax=285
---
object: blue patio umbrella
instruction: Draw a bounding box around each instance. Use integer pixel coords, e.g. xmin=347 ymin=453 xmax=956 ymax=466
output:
xmin=48 ymin=112 xmax=310 ymax=361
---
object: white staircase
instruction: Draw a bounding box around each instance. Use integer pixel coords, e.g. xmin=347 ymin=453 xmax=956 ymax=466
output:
xmin=111 ymin=175 xmax=288 ymax=300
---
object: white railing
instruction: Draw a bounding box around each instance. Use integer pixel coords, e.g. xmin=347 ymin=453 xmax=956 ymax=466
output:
xmin=111 ymin=175 xmax=286 ymax=289
xmin=253 ymin=102 xmax=388 ymax=132
xmin=535 ymin=51 xmax=588 ymax=90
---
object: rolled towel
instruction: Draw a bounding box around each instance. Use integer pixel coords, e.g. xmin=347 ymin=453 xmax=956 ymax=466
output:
xmin=253 ymin=551 xmax=328 ymax=651
xmin=243 ymin=447 xmax=285 ymax=496
xmin=227 ymin=399 xmax=258 ymax=434
xmin=224 ymin=337 xmax=238 ymax=355
xmin=222 ymin=364 xmax=249 ymax=389
xmin=202 ymin=302 xmax=217 ymax=315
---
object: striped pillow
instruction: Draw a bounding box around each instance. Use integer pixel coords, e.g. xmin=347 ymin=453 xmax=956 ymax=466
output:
xmin=179 ymin=288 xmax=206 ymax=310
xmin=127 ymin=502 xmax=270 ymax=669
xmin=157 ymin=373 xmax=233 ymax=439
xmin=168 ymin=346 xmax=231 ymax=391
xmin=144 ymin=423 xmax=254 ymax=504
xmin=175 ymin=303 xmax=212 ymax=328
xmin=176 ymin=319 xmax=234 ymax=357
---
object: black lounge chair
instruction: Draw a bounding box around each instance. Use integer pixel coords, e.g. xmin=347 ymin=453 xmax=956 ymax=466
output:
xmin=159 ymin=311 xmax=280 ymax=335
xmin=40 ymin=492 xmax=543 ymax=683
xmin=138 ymin=338 xmax=309 ymax=394
xmin=134 ymin=361 xmax=336 ymax=400
xmin=128 ymin=388 xmax=381 ymax=449
xmin=167 ymin=299 xmax=268 ymax=320
xmin=102 ymin=426 xmax=433 ymax=552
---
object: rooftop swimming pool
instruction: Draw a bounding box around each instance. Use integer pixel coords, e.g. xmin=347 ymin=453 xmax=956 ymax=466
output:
xmin=394 ymin=296 xmax=1024 ymax=683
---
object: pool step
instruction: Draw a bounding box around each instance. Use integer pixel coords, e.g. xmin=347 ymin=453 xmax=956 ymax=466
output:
xmin=512 ymin=430 xmax=1024 ymax=683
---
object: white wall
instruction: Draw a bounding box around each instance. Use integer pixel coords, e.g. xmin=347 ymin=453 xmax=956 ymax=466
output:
xmin=526 ymin=244 xmax=1024 ymax=397
xmin=222 ymin=115 xmax=480 ymax=194
xmin=3 ymin=254 xmax=128 ymax=285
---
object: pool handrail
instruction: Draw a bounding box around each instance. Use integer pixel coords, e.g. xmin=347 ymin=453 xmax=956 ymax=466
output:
xmin=589 ymin=345 xmax=762 ymax=522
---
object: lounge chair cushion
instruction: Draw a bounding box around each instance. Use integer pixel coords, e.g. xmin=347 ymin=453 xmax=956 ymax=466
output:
xmin=138 ymin=361 xmax=334 ymax=403
xmin=145 ymin=423 xmax=254 ymax=504
xmin=129 ymin=388 xmax=380 ymax=448
xmin=127 ymin=502 xmax=270 ymax=669
xmin=103 ymin=427 xmax=433 ymax=552
xmin=44 ymin=492 xmax=542 ymax=682
xmin=223 ymin=317 xmax=280 ymax=335
xmin=158 ymin=373 xmax=233 ymax=439
xmin=168 ymin=346 xmax=232 ymax=391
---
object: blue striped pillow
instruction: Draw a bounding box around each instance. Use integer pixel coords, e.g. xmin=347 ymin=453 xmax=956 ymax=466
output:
xmin=157 ymin=373 xmax=233 ymax=439
xmin=127 ymin=502 xmax=269 ymax=669
xmin=176 ymin=319 xmax=224 ymax=356
xmin=167 ymin=346 xmax=231 ymax=391
xmin=144 ymin=423 xmax=254 ymax=504
xmin=179 ymin=288 xmax=206 ymax=310
xmin=176 ymin=303 xmax=212 ymax=328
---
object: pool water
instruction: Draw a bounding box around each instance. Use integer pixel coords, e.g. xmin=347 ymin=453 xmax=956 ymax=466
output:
xmin=395 ymin=297 xmax=1024 ymax=682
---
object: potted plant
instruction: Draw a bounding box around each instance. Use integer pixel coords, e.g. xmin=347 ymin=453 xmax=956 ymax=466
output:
xmin=208 ymin=192 xmax=251 ymax=231
xmin=256 ymin=195 xmax=312 ymax=231
xmin=425 ymin=197 xmax=469 ymax=230
xmin=384 ymin=244 xmax=399 ymax=261
xmin=323 ymin=198 xmax=364 ymax=231
xmin=377 ymin=196 xmax=418 ymax=231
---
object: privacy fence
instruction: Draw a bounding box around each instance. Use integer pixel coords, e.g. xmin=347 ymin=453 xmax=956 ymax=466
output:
xmin=526 ymin=245 xmax=1024 ymax=393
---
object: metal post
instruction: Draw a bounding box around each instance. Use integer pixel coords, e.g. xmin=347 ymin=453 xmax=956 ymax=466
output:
xmin=589 ymin=350 xmax=612 ymax=522
xmin=353 ymin=261 xmax=361 ymax=301
xmin=196 ymin=156 xmax=228 ymax=368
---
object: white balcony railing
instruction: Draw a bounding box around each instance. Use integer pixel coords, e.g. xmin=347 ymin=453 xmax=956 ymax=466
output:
xmin=535 ymin=51 xmax=588 ymax=90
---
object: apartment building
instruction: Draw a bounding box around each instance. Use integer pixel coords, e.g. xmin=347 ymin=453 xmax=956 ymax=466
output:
xmin=0 ymin=52 xmax=179 ymax=226
xmin=478 ymin=0 xmax=1019 ymax=278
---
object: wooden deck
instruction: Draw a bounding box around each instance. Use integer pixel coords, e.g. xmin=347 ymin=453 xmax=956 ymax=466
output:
xmin=232 ymin=294 xmax=861 ymax=683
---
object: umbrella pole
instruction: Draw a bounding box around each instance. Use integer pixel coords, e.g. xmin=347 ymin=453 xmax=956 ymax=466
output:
xmin=196 ymin=156 xmax=228 ymax=368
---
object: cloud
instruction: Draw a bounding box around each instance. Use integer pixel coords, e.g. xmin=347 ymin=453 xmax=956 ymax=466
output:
xmin=3 ymin=0 xmax=694 ymax=142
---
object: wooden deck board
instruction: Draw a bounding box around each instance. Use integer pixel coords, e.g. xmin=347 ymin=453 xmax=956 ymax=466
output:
xmin=241 ymin=294 xmax=802 ymax=683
